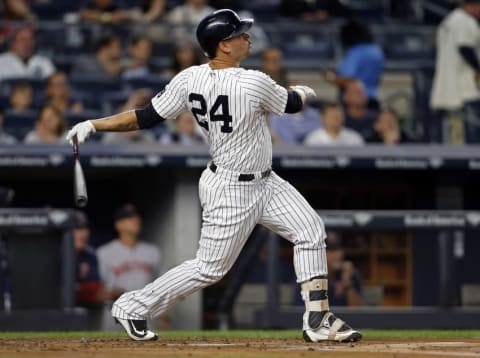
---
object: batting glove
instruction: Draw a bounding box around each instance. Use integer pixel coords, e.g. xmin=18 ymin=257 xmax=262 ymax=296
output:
xmin=66 ymin=120 xmax=96 ymax=145
xmin=290 ymin=85 xmax=317 ymax=104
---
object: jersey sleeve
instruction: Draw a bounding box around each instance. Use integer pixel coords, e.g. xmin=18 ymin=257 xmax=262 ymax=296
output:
xmin=454 ymin=18 xmax=480 ymax=47
xmin=151 ymin=70 xmax=190 ymax=120
xmin=247 ymin=70 xmax=288 ymax=115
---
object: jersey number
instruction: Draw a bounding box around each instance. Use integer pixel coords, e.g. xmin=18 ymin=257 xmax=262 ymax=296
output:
xmin=188 ymin=93 xmax=233 ymax=133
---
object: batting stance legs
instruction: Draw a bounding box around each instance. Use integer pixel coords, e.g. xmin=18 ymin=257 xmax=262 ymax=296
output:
xmin=112 ymin=167 xmax=360 ymax=342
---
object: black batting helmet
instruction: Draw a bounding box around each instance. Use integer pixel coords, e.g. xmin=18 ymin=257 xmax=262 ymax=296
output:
xmin=196 ymin=9 xmax=254 ymax=59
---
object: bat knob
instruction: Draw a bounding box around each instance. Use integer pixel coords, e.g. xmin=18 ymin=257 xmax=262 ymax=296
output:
xmin=75 ymin=196 xmax=88 ymax=208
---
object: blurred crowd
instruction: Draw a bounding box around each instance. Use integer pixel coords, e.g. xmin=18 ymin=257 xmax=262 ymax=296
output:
xmin=0 ymin=0 xmax=476 ymax=146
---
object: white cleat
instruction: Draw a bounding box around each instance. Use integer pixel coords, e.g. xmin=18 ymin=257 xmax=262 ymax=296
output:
xmin=114 ymin=317 xmax=158 ymax=341
xmin=302 ymin=312 xmax=362 ymax=343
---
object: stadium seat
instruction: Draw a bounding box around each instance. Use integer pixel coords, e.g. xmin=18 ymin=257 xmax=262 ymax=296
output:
xmin=30 ymin=0 xmax=82 ymax=20
xmin=70 ymin=76 xmax=124 ymax=95
xmin=383 ymin=32 xmax=435 ymax=61
xmin=3 ymin=109 xmax=38 ymax=141
xmin=152 ymin=41 xmax=177 ymax=58
xmin=35 ymin=21 xmax=93 ymax=56
xmin=239 ymin=4 xmax=279 ymax=22
xmin=348 ymin=0 xmax=386 ymax=21
xmin=123 ymin=76 xmax=169 ymax=93
xmin=283 ymin=41 xmax=334 ymax=61
xmin=0 ymin=78 xmax=46 ymax=97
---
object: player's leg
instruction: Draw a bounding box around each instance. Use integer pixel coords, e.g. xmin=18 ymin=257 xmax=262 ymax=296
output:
xmin=112 ymin=169 xmax=266 ymax=339
xmin=259 ymin=172 xmax=361 ymax=343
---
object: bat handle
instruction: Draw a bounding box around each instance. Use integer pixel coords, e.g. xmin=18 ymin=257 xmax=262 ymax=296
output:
xmin=73 ymin=134 xmax=79 ymax=159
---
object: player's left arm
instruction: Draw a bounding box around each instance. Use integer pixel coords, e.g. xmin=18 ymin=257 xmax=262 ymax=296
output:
xmin=66 ymin=103 xmax=166 ymax=144
xmin=287 ymin=85 xmax=316 ymax=113
xmin=67 ymin=70 xmax=189 ymax=144
xmin=254 ymin=71 xmax=316 ymax=115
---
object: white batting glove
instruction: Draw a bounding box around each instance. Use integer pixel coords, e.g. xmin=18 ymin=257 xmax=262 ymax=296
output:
xmin=66 ymin=120 xmax=96 ymax=145
xmin=290 ymin=85 xmax=317 ymax=104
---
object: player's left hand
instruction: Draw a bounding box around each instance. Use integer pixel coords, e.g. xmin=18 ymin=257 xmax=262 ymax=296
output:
xmin=66 ymin=120 xmax=96 ymax=145
xmin=290 ymin=85 xmax=317 ymax=104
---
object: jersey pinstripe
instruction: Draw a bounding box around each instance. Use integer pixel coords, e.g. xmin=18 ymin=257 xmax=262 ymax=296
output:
xmin=112 ymin=64 xmax=328 ymax=328
xmin=151 ymin=64 xmax=288 ymax=172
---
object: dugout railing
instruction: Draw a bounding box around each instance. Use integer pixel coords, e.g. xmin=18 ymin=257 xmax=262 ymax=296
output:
xmin=256 ymin=210 xmax=480 ymax=329
xmin=0 ymin=208 xmax=88 ymax=331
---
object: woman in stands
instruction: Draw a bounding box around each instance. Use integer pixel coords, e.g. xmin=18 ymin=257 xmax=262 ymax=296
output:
xmin=45 ymin=72 xmax=84 ymax=114
xmin=24 ymin=104 xmax=67 ymax=144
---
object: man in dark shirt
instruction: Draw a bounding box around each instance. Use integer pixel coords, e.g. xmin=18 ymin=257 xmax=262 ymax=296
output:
xmin=326 ymin=233 xmax=365 ymax=306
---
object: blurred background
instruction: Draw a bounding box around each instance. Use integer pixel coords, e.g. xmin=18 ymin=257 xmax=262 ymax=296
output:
xmin=0 ymin=0 xmax=480 ymax=332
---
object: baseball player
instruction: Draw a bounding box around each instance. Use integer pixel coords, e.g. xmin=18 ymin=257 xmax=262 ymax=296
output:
xmin=66 ymin=9 xmax=361 ymax=343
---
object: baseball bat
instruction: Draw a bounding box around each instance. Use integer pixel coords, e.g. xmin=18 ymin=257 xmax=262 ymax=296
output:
xmin=72 ymin=135 xmax=88 ymax=208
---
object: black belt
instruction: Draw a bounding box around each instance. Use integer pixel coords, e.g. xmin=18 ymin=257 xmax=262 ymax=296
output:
xmin=209 ymin=163 xmax=271 ymax=182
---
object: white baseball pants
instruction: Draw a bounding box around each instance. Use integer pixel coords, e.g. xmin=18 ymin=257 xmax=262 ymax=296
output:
xmin=112 ymin=166 xmax=327 ymax=320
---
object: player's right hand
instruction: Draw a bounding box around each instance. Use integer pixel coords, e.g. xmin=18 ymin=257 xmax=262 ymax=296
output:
xmin=66 ymin=120 xmax=96 ymax=145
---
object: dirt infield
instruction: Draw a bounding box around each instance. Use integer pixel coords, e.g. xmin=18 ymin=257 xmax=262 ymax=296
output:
xmin=1 ymin=337 xmax=480 ymax=358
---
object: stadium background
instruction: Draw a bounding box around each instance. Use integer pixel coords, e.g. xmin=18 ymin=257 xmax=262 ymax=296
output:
xmin=0 ymin=0 xmax=479 ymax=332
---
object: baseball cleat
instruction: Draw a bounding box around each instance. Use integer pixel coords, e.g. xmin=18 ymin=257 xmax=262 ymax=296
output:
xmin=302 ymin=312 xmax=362 ymax=343
xmin=114 ymin=317 xmax=158 ymax=341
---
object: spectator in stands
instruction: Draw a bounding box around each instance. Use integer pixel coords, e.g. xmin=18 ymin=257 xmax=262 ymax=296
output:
xmin=74 ymin=211 xmax=104 ymax=311
xmin=97 ymin=203 xmax=167 ymax=330
xmin=430 ymin=0 xmax=480 ymax=144
xmin=165 ymin=43 xmax=203 ymax=78
xmin=102 ymin=89 xmax=156 ymax=143
xmin=79 ymin=0 xmax=131 ymax=25
xmin=260 ymin=47 xmax=288 ymax=88
xmin=280 ymin=0 xmax=349 ymax=22
xmin=304 ymin=101 xmax=364 ymax=146
xmin=8 ymin=82 xmax=33 ymax=113
xmin=325 ymin=232 xmax=365 ymax=306
xmin=24 ymin=104 xmax=67 ymax=144
xmin=72 ymin=35 xmax=123 ymax=78
xmin=322 ymin=19 xmax=384 ymax=108
xmin=159 ymin=111 xmax=205 ymax=145
xmin=0 ymin=25 xmax=55 ymax=81
xmin=122 ymin=35 xmax=154 ymax=79
xmin=166 ymin=0 xmax=215 ymax=26
xmin=368 ymin=107 xmax=413 ymax=145
xmin=123 ymin=0 xmax=166 ymax=22
xmin=269 ymin=105 xmax=322 ymax=144
xmin=342 ymin=80 xmax=378 ymax=140
xmin=0 ymin=110 xmax=17 ymax=144
xmin=45 ymin=72 xmax=84 ymax=114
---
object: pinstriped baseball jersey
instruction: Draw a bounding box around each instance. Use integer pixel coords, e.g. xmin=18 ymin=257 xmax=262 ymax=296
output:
xmin=151 ymin=64 xmax=288 ymax=172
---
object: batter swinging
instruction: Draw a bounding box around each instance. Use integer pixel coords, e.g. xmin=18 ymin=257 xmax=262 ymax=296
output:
xmin=66 ymin=9 xmax=361 ymax=343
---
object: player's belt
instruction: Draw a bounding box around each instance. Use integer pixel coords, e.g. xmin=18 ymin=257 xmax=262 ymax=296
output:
xmin=209 ymin=163 xmax=271 ymax=181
